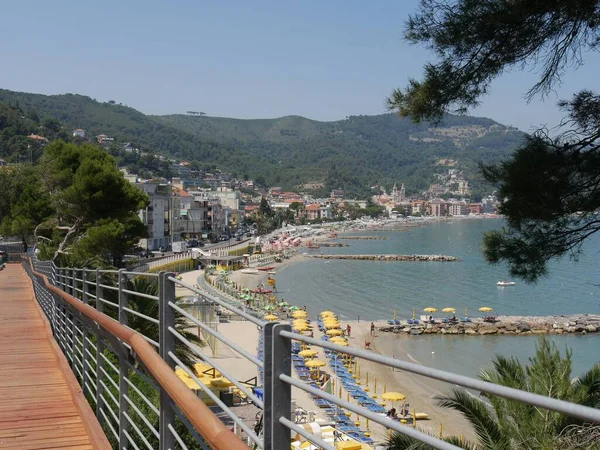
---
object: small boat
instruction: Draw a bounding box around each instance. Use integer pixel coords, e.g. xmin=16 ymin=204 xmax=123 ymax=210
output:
xmin=257 ymin=266 xmax=275 ymax=271
xmin=240 ymin=268 xmax=259 ymax=274
xmin=497 ymin=280 xmax=516 ymax=286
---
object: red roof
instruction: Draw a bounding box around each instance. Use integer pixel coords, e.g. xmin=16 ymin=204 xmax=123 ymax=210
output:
xmin=28 ymin=134 xmax=48 ymax=142
xmin=305 ymin=204 xmax=320 ymax=211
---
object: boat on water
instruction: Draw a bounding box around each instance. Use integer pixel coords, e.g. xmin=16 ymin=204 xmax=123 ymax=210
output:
xmin=257 ymin=266 xmax=275 ymax=271
xmin=240 ymin=268 xmax=259 ymax=274
xmin=497 ymin=280 xmax=516 ymax=286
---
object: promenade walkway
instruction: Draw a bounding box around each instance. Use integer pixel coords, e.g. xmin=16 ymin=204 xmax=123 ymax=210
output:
xmin=0 ymin=264 xmax=110 ymax=450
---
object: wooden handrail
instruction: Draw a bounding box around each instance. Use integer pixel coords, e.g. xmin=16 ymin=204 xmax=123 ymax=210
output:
xmin=27 ymin=258 xmax=251 ymax=450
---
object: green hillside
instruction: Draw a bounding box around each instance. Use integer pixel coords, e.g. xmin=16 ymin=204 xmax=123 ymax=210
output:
xmin=0 ymin=89 xmax=526 ymax=198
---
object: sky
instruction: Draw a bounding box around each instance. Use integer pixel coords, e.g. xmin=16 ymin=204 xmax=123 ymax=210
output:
xmin=1 ymin=0 xmax=599 ymax=132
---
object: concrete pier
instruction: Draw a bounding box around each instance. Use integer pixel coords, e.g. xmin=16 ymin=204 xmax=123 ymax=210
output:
xmin=339 ymin=236 xmax=388 ymax=240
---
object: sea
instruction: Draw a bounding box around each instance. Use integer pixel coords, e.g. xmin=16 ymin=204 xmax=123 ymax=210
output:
xmin=274 ymin=219 xmax=600 ymax=378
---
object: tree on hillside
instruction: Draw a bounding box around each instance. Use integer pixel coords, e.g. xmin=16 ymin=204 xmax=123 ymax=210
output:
xmin=389 ymin=0 xmax=600 ymax=281
xmin=0 ymin=165 xmax=54 ymax=251
xmin=386 ymin=337 xmax=600 ymax=450
xmin=36 ymin=141 xmax=148 ymax=265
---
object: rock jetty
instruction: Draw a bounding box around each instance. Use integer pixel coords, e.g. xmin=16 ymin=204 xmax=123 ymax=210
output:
xmin=379 ymin=314 xmax=600 ymax=336
xmin=318 ymin=242 xmax=349 ymax=247
xmin=340 ymin=236 xmax=388 ymax=240
xmin=310 ymin=254 xmax=459 ymax=262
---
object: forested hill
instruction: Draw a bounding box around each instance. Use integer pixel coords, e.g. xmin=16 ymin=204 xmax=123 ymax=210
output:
xmin=0 ymin=89 xmax=526 ymax=197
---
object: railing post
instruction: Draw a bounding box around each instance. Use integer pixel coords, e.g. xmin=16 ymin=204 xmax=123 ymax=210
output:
xmin=263 ymin=323 xmax=292 ymax=450
xmin=82 ymin=270 xmax=89 ymax=398
xmin=159 ymin=271 xmax=176 ymax=450
xmin=95 ymin=269 xmax=104 ymax=422
xmin=117 ymin=268 xmax=129 ymax=446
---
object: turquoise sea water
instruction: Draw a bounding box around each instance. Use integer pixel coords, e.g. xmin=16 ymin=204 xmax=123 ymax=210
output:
xmin=274 ymin=219 xmax=600 ymax=376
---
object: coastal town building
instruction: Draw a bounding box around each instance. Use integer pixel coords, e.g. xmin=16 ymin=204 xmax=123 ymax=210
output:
xmin=136 ymin=182 xmax=172 ymax=251
xmin=72 ymin=128 xmax=86 ymax=138
xmin=447 ymin=202 xmax=470 ymax=216
xmin=429 ymin=200 xmax=447 ymax=217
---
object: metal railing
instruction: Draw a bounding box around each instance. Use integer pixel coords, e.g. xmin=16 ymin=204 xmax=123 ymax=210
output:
xmin=24 ymin=257 xmax=600 ymax=450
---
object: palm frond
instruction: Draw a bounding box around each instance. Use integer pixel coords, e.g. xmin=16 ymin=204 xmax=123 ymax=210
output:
xmin=435 ymin=389 xmax=510 ymax=450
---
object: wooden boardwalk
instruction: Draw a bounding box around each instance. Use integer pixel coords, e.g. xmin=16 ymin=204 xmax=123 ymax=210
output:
xmin=0 ymin=264 xmax=110 ymax=450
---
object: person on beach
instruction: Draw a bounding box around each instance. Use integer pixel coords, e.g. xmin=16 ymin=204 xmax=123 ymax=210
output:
xmin=303 ymin=305 xmax=307 ymax=311
xmin=387 ymin=408 xmax=398 ymax=420
xmin=346 ymin=324 xmax=351 ymax=337
xmin=370 ymin=322 xmax=375 ymax=335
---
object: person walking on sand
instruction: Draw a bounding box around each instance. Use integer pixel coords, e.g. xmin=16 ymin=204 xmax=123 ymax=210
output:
xmin=346 ymin=324 xmax=351 ymax=338
xmin=370 ymin=322 xmax=375 ymax=336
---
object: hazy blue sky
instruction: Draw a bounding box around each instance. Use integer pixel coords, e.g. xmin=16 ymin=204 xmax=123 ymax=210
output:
xmin=1 ymin=1 xmax=598 ymax=132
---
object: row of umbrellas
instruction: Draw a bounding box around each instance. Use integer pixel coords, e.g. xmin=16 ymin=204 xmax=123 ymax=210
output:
xmin=423 ymin=306 xmax=493 ymax=313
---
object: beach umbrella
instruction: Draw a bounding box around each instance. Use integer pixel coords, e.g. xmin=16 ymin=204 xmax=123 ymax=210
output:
xmin=299 ymin=349 xmax=318 ymax=358
xmin=326 ymin=329 xmax=343 ymax=336
xmin=479 ymin=307 xmax=493 ymax=312
xmin=320 ymin=311 xmax=335 ymax=317
xmin=292 ymin=311 xmax=308 ymax=319
xmin=382 ymin=391 xmax=406 ymax=402
xmin=264 ymin=305 xmax=275 ymax=311
xmin=423 ymin=307 xmax=438 ymax=313
xmin=333 ymin=340 xmax=348 ymax=347
xmin=324 ymin=323 xmax=340 ymax=330
xmin=294 ymin=324 xmax=310 ymax=332
xmin=305 ymin=359 xmax=326 ymax=368
xmin=329 ymin=337 xmax=347 ymax=344
xmin=279 ymin=301 xmax=289 ymax=307
xmin=264 ymin=314 xmax=279 ymax=321
xmin=442 ymin=307 xmax=456 ymax=313
xmin=289 ymin=306 xmax=299 ymax=311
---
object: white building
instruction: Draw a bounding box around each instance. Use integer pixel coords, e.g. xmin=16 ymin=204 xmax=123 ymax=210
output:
xmin=447 ymin=202 xmax=469 ymax=216
xmin=136 ymin=182 xmax=172 ymax=251
xmin=72 ymin=129 xmax=86 ymax=138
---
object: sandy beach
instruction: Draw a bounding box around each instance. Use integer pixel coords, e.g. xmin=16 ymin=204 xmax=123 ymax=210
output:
xmin=210 ymin=252 xmax=478 ymax=443
xmin=174 ymin=225 xmax=486 ymax=444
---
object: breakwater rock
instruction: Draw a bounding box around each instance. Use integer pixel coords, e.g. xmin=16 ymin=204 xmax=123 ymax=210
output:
xmin=340 ymin=236 xmax=388 ymax=240
xmin=310 ymin=254 xmax=459 ymax=262
xmin=319 ymin=243 xmax=350 ymax=247
xmin=379 ymin=314 xmax=600 ymax=336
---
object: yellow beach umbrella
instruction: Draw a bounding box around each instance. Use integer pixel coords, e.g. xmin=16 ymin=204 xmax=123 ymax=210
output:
xmin=479 ymin=307 xmax=493 ymax=312
xmin=330 ymin=336 xmax=347 ymax=344
xmin=326 ymin=329 xmax=343 ymax=336
xmin=294 ymin=324 xmax=310 ymax=332
xmin=264 ymin=314 xmax=279 ymax=321
xmin=442 ymin=307 xmax=456 ymax=313
xmin=305 ymin=359 xmax=326 ymax=368
xmin=423 ymin=307 xmax=437 ymax=313
xmin=320 ymin=311 xmax=335 ymax=317
xmin=325 ymin=323 xmax=340 ymax=330
xmin=293 ymin=318 xmax=308 ymax=324
xmin=292 ymin=311 xmax=308 ymax=319
xmin=382 ymin=391 xmax=406 ymax=402
xmin=333 ymin=340 xmax=348 ymax=347
xmin=299 ymin=349 xmax=318 ymax=358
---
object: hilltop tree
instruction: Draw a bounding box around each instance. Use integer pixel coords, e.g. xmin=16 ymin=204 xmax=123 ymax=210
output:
xmin=389 ymin=0 xmax=600 ymax=281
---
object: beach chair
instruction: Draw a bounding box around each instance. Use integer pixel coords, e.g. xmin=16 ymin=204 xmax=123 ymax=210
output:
xmin=387 ymin=319 xmax=395 ymax=325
